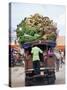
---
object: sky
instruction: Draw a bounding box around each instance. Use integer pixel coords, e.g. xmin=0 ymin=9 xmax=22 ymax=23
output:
xmin=10 ymin=3 xmax=65 ymax=41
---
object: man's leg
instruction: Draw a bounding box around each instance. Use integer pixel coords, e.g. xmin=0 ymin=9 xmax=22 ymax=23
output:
xmin=56 ymin=59 xmax=59 ymax=71
xmin=33 ymin=61 xmax=37 ymax=75
xmin=36 ymin=61 xmax=40 ymax=75
xmin=33 ymin=61 xmax=40 ymax=75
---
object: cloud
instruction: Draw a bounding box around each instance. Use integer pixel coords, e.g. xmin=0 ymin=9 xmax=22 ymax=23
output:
xmin=58 ymin=13 xmax=65 ymax=26
xmin=53 ymin=13 xmax=65 ymax=36
xmin=58 ymin=14 xmax=65 ymax=36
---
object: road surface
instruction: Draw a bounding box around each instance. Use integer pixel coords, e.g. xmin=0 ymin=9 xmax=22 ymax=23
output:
xmin=55 ymin=64 xmax=65 ymax=84
xmin=10 ymin=64 xmax=65 ymax=87
xmin=11 ymin=65 xmax=25 ymax=87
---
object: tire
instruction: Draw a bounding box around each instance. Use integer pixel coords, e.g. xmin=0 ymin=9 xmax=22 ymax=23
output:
xmin=48 ymin=77 xmax=55 ymax=84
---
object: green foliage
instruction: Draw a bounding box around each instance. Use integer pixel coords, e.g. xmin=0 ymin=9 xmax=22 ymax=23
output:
xmin=47 ymin=32 xmax=56 ymax=41
xmin=16 ymin=13 xmax=57 ymax=44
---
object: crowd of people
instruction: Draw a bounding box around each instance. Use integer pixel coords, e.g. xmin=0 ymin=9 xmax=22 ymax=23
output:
xmin=54 ymin=49 xmax=65 ymax=71
xmin=10 ymin=47 xmax=24 ymax=66
xmin=10 ymin=45 xmax=65 ymax=74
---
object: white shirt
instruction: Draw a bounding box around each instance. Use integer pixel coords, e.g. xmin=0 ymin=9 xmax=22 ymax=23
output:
xmin=54 ymin=51 xmax=61 ymax=60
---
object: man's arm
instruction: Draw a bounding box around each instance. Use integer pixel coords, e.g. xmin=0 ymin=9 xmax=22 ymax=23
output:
xmin=39 ymin=48 xmax=43 ymax=53
xmin=31 ymin=48 xmax=33 ymax=54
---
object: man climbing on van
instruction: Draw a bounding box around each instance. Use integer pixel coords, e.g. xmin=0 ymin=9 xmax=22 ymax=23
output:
xmin=31 ymin=45 xmax=43 ymax=75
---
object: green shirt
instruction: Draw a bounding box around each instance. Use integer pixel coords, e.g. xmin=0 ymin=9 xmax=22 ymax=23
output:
xmin=31 ymin=46 xmax=43 ymax=61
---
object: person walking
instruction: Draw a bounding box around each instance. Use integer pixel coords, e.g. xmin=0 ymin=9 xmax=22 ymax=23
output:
xmin=31 ymin=45 xmax=43 ymax=75
xmin=61 ymin=51 xmax=64 ymax=64
xmin=54 ymin=50 xmax=61 ymax=71
xmin=59 ymin=50 xmax=64 ymax=68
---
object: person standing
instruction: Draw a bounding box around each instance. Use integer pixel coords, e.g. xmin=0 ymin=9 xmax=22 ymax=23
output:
xmin=31 ymin=45 xmax=43 ymax=75
xmin=43 ymin=50 xmax=48 ymax=67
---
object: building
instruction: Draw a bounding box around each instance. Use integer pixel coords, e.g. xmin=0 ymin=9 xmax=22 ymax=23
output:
xmin=56 ymin=36 xmax=65 ymax=51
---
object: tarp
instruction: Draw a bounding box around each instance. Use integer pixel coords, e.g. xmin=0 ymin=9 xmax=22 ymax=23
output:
xmin=48 ymin=41 xmax=56 ymax=47
xmin=22 ymin=42 xmax=31 ymax=49
xmin=22 ymin=40 xmax=56 ymax=49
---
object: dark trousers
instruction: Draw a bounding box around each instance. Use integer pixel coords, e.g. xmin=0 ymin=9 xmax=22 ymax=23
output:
xmin=33 ymin=60 xmax=40 ymax=75
xmin=56 ymin=59 xmax=59 ymax=71
xmin=61 ymin=58 xmax=64 ymax=64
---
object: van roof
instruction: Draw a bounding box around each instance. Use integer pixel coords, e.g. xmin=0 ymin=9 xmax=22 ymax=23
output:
xmin=22 ymin=40 xmax=56 ymax=49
